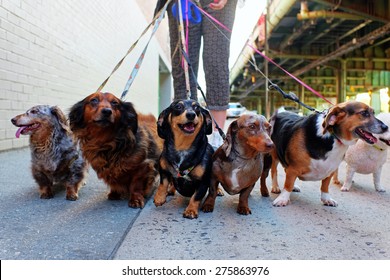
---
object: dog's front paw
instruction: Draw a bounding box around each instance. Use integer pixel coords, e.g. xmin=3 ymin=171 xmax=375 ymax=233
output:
xmin=271 ymin=185 xmax=281 ymax=194
xmin=340 ymin=184 xmax=351 ymax=192
xmin=167 ymin=183 xmax=176 ymax=196
xmin=154 ymin=184 xmax=168 ymax=206
xmin=375 ymin=186 xmax=386 ymax=192
xmin=321 ymin=193 xmax=338 ymax=207
xmin=183 ymin=209 xmax=198 ymax=219
xmin=66 ymin=193 xmax=78 ymax=201
xmin=292 ymin=185 xmax=301 ymax=192
xmin=66 ymin=187 xmax=79 ymax=201
xmin=332 ymin=179 xmax=342 ymax=187
xmin=39 ymin=186 xmax=54 ymax=199
xmin=201 ymin=203 xmax=214 ymax=213
xmin=107 ymin=191 xmax=121 ymax=200
xmin=260 ymin=184 xmax=269 ymax=197
xmin=201 ymin=196 xmax=215 ymax=213
xmin=154 ymin=191 xmax=167 ymax=207
xmin=128 ymin=193 xmax=145 ymax=208
xmin=40 ymin=192 xmax=54 ymax=199
xmin=128 ymin=199 xmax=145 ymax=209
xmin=237 ymin=206 xmax=252 ymax=215
xmin=217 ymin=187 xmax=224 ymax=196
xmin=153 ymin=197 xmax=166 ymax=207
xmin=272 ymin=190 xmax=291 ymax=207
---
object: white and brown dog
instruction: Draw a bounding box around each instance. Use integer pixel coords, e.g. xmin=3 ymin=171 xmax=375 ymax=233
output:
xmin=333 ymin=112 xmax=390 ymax=192
xmin=263 ymin=101 xmax=388 ymax=207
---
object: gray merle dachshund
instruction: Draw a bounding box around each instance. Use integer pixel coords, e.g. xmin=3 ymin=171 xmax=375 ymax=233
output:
xmin=11 ymin=105 xmax=86 ymax=200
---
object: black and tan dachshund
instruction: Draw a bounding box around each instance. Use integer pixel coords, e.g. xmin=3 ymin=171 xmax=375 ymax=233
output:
xmin=153 ymin=99 xmax=213 ymax=219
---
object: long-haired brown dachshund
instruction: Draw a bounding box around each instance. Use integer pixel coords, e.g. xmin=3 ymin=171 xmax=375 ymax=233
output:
xmin=69 ymin=92 xmax=163 ymax=208
xmin=11 ymin=105 xmax=86 ymax=200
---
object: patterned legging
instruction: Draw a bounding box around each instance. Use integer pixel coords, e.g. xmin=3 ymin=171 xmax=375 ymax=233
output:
xmin=167 ymin=0 xmax=238 ymax=110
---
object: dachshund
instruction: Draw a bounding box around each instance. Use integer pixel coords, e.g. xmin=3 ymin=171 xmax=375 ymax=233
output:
xmin=202 ymin=113 xmax=274 ymax=215
xmin=263 ymin=101 xmax=388 ymax=207
xmin=11 ymin=105 xmax=86 ymax=200
xmin=153 ymin=99 xmax=213 ymax=219
xmin=69 ymin=92 xmax=163 ymax=208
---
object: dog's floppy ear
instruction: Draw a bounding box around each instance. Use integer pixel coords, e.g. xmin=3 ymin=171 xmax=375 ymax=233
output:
xmin=157 ymin=107 xmax=171 ymax=139
xmin=121 ymin=101 xmax=138 ymax=134
xmin=69 ymin=100 xmax=86 ymax=131
xmin=221 ymin=120 xmax=238 ymax=157
xmin=323 ymin=105 xmax=346 ymax=133
xmin=201 ymin=107 xmax=213 ymax=135
xmin=51 ymin=106 xmax=71 ymax=134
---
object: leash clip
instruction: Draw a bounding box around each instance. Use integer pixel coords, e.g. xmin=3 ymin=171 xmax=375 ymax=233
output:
xmin=269 ymin=82 xmax=321 ymax=113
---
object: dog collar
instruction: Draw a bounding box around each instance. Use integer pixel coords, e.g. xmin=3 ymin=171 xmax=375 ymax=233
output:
xmin=328 ymin=128 xmax=343 ymax=145
xmin=233 ymin=149 xmax=260 ymax=161
xmin=173 ymin=164 xmax=194 ymax=181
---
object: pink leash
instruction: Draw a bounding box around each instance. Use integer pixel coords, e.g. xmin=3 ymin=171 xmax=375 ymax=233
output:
xmin=191 ymin=0 xmax=334 ymax=106
xmin=246 ymin=43 xmax=335 ymax=105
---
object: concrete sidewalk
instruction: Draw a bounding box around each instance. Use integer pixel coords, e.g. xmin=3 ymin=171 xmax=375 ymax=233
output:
xmin=0 ymin=148 xmax=142 ymax=260
xmin=1 ymin=147 xmax=390 ymax=260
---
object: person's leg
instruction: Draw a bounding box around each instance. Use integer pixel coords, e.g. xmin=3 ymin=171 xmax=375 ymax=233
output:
xmin=210 ymin=110 xmax=226 ymax=130
xmin=202 ymin=0 xmax=238 ymax=118
xmin=201 ymin=0 xmax=238 ymax=147
xmin=167 ymin=3 xmax=202 ymax=101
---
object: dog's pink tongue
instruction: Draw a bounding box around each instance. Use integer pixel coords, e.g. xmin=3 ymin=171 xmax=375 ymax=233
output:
xmin=15 ymin=126 xmax=27 ymax=138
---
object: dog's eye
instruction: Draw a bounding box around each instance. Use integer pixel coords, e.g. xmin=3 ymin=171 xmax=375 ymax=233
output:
xmin=359 ymin=110 xmax=370 ymax=118
xmin=29 ymin=109 xmax=38 ymax=114
xmin=111 ymin=100 xmax=120 ymax=108
xmin=248 ymin=124 xmax=256 ymax=130
xmin=89 ymin=98 xmax=99 ymax=106
xmin=174 ymin=103 xmax=184 ymax=112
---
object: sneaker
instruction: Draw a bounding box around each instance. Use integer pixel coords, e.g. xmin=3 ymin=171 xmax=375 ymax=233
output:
xmin=209 ymin=131 xmax=223 ymax=151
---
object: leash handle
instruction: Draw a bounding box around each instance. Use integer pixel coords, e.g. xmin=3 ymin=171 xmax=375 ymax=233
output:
xmin=172 ymin=0 xmax=202 ymax=24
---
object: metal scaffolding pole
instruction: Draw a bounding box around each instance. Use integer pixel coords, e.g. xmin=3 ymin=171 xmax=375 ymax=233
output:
xmin=265 ymin=0 xmax=270 ymax=118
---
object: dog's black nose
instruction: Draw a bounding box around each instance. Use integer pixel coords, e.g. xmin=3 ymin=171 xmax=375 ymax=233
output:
xmin=11 ymin=118 xmax=17 ymax=125
xmin=381 ymin=123 xmax=388 ymax=132
xmin=101 ymin=108 xmax=112 ymax=117
xmin=186 ymin=111 xmax=196 ymax=121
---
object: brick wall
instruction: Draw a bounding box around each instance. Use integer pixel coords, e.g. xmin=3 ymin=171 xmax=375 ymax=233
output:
xmin=0 ymin=0 xmax=171 ymax=151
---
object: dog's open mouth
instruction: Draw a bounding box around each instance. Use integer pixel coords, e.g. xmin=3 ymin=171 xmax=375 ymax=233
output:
xmin=380 ymin=138 xmax=390 ymax=146
xmin=15 ymin=123 xmax=41 ymax=138
xmin=179 ymin=122 xmax=196 ymax=134
xmin=355 ymin=127 xmax=378 ymax=144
